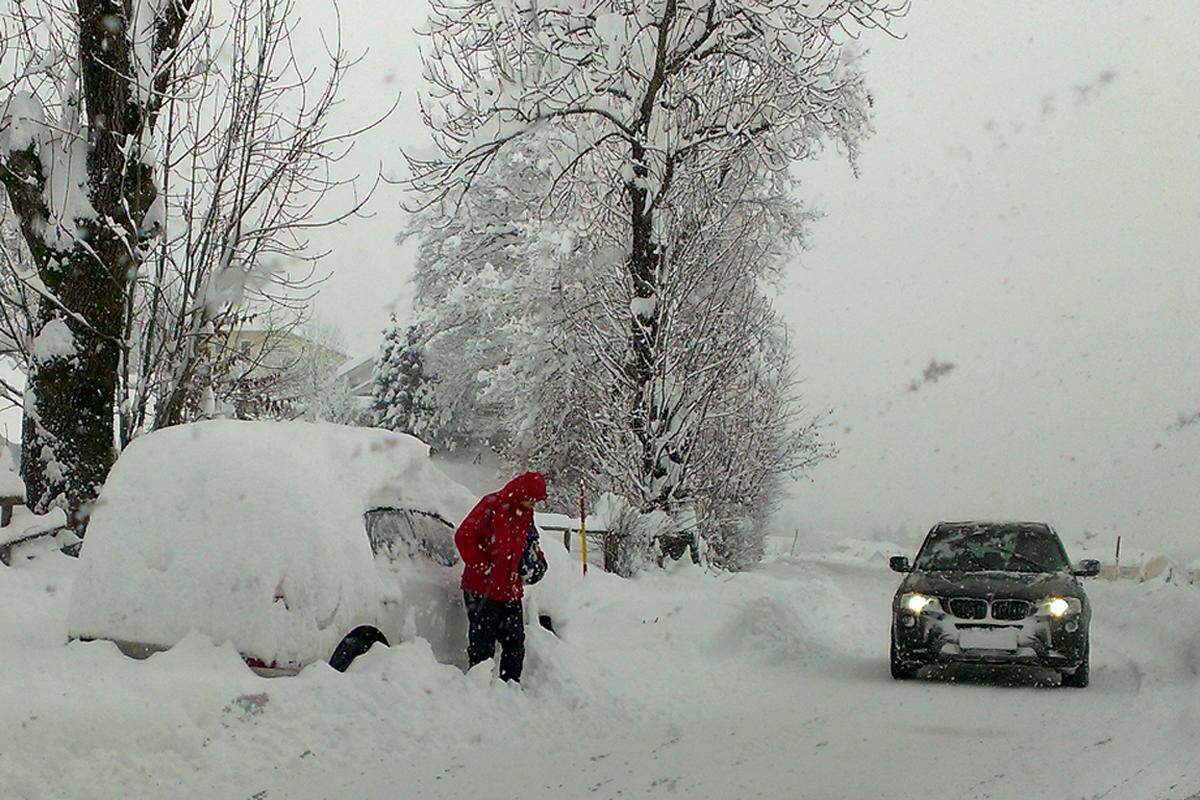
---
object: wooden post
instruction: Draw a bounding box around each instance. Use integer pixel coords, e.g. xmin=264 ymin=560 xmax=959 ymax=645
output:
xmin=576 ymin=482 xmax=585 ymax=575
xmin=603 ymin=530 xmax=620 ymax=574
xmin=0 ymin=495 xmax=21 ymax=528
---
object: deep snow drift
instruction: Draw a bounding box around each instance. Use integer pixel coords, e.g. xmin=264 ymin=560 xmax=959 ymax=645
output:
xmin=3 ymin=533 xmax=1200 ymax=800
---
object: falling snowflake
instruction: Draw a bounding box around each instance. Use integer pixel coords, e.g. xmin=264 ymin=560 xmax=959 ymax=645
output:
xmin=907 ymin=358 xmax=956 ymax=392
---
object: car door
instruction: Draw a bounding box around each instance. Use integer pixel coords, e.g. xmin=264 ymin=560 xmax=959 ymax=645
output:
xmin=364 ymin=508 xmax=468 ymax=668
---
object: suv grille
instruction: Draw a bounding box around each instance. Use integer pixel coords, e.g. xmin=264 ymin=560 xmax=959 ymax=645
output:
xmin=948 ymin=598 xmax=988 ymax=619
xmin=991 ymin=599 xmax=1032 ymax=621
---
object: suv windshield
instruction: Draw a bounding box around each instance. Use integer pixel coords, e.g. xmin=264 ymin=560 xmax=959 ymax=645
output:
xmin=913 ymin=523 xmax=1070 ymax=573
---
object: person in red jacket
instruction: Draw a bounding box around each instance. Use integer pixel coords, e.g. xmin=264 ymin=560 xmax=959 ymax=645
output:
xmin=454 ymin=471 xmax=548 ymax=682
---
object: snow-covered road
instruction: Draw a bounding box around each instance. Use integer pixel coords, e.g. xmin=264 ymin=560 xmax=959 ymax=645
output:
xmin=3 ymin=539 xmax=1199 ymax=800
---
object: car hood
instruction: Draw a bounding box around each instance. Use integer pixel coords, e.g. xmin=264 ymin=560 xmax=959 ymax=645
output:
xmin=899 ymin=570 xmax=1082 ymax=601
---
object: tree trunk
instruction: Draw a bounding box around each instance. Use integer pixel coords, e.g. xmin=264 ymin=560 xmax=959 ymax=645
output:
xmin=23 ymin=257 xmax=123 ymax=530
xmin=625 ymin=0 xmax=686 ymax=515
xmin=2 ymin=146 xmax=126 ymax=531
xmin=3 ymin=1 xmax=186 ymax=532
xmin=626 ymin=142 xmax=674 ymax=513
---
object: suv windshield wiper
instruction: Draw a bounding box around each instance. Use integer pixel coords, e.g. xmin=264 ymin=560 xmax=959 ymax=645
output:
xmin=1004 ymin=551 xmax=1054 ymax=573
xmin=921 ymin=550 xmax=991 ymax=572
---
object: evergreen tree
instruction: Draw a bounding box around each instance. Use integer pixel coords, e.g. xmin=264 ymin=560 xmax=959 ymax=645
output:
xmin=372 ymin=319 xmax=430 ymax=438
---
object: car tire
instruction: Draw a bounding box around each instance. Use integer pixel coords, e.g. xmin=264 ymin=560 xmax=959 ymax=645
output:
xmin=329 ymin=626 xmax=389 ymax=673
xmin=890 ymin=629 xmax=919 ymax=680
xmin=1060 ymin=640 xmax=1089 ymax=688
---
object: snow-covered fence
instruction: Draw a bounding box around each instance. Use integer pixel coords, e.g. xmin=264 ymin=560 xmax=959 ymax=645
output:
xmin=0 ymin=506 xmax=70 ymax=566
xmin=1094 ymin=554 xmax=1182 ymax=584
xmin=536 ymin=513 xmax=611 ymax=572
xmin=535 ymin=505 xmax=701 ymax=576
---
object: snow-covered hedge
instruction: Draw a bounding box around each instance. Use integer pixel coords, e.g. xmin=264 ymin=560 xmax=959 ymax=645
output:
xmin=68 ymin=420 xmax=475 ymax=667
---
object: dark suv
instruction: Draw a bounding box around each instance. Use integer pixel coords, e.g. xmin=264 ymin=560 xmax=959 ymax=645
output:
xmin=889 ymin=521 xmax=1100 ymax=687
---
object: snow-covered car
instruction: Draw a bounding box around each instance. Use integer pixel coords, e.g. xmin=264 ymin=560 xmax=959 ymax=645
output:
xmin=67 ymin=420 xmax=479 ymax=675
xmin=888 ymin=521 xmax=1100 ymax=687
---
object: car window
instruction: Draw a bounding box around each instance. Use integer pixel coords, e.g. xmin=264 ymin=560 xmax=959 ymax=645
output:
xmin=364 ymin=508 xmax=460 ymax=567
xmin=914 ymin=524 xmax=1069 ymax=573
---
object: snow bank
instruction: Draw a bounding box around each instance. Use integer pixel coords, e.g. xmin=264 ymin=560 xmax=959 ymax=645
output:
xmin=68 ymin=420 xmax=476 ymax=667
xmin=521 ymin=535 xmax=608 ymax=641
xmin=766 ymin=531 xmax=908 ymax=565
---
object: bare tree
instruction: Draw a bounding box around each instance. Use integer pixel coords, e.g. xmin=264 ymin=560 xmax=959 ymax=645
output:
xmin=119 ymin=0 xmax=380 ymax=442
xmin=407 ymin=0 xmax=905 ymax=517
xmin=0 ymin=0 xmax=380 ymax=527
xmin=405 ymin=131 xmax=833 ymax=567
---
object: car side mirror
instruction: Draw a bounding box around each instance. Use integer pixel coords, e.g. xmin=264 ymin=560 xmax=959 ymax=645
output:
xmin=889 ymin=555 xmax=911 ymax=573
xmin=1073 ymin=559 xmax=1101 ymax=578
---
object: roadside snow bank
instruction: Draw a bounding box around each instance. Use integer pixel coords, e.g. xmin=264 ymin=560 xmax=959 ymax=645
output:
xmin=68 ymin=420 xmax=476 ymax=666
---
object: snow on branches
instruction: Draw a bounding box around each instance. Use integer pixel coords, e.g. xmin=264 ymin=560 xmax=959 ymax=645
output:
xmin=407 ymin=0 xmax=907 ymax=210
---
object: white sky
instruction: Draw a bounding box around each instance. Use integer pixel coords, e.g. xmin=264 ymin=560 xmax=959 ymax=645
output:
xmin=297 ymin=0 xmax=1200 ymax=561
xmin=772 ymin=2 xmax=1200 ymax=559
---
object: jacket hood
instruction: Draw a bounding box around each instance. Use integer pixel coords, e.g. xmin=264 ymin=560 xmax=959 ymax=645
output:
xmin=500 ymin=471 xmax=547 ymax=504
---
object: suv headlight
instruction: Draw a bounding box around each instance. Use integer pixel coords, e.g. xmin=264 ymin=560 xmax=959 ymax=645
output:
xmin=899 ymin=593 xmax=942 ymax=614
xmin=1039 ymin=596 xmax=1082 ymax=618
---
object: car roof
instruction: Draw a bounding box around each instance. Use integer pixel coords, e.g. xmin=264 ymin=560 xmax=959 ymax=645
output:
xmin=934 ymin=520 xmax=1055 ymax=532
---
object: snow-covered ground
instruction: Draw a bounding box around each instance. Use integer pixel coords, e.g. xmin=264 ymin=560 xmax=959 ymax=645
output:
xmin=2 ymin=534 xmax=1199 ymax=800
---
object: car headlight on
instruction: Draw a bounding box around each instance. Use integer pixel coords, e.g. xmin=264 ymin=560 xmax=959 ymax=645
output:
xmin=900 ymin=593 xmax=940 ymax=614
xmin=1041 ymin=597 xmax=1082 ymax=618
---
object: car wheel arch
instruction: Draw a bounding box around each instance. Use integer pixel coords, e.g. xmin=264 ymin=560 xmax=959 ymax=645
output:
xmin=328 ymin=625 xmax=390 ymax=672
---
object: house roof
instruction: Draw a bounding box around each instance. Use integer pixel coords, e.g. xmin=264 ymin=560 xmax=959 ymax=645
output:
xmin=337 ymin=353 xmax=377 ymax=397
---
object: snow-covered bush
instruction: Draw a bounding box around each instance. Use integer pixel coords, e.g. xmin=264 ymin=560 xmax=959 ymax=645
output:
xmin=592 ymin=493 xmax=652 ymax=578
xmin=590 ymin=492 xmax=699 ymax=577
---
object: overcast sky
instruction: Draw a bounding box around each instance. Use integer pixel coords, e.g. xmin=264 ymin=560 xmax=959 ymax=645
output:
xmin=276 ymin=1 xmax=1198 ymax=560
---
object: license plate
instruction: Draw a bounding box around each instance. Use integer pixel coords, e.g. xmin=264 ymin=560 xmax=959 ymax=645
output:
xmin=959 ymin=627 xmax=1019 ymax=651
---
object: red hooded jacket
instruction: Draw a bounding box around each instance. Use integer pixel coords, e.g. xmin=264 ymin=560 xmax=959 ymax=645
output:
xmin=455 ymin=472 xmax=548 ymax=602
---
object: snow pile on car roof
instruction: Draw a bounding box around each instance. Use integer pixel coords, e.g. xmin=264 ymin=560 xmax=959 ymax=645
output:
xmin=68 ymin=420 xmax=476 ymax=666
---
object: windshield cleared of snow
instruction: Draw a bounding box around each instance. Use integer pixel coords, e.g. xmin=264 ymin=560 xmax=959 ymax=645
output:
xmin=914 ymin=524 xmax=1070 ymax=573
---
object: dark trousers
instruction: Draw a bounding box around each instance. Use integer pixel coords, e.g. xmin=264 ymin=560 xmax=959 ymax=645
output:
xmin=463 ymin=590 xmax=525 ymax=682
